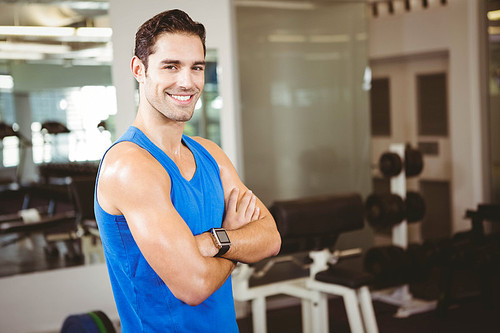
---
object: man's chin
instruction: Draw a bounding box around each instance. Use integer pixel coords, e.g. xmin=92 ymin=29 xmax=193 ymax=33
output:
xmin=172 ymin=114 xmax=194 ymax=123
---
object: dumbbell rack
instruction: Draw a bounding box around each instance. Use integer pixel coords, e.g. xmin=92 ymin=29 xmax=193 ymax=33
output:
xmin=370 ymin=143 xmax=437 ymax=318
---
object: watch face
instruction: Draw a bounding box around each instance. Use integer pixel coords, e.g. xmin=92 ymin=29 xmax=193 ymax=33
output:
xmin=215 ymin=229 xmax=230 ymax=243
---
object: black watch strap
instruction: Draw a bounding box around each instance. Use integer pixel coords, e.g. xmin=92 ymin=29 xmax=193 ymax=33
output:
xmin=215 ymin=244 xmax=230 ymax=257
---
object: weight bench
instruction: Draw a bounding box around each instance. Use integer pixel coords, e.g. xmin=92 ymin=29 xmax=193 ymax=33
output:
xmin=0 ymin=177 xmax=99 ymax=262
xmin=232 ymin=193 xmax=378 ymax=333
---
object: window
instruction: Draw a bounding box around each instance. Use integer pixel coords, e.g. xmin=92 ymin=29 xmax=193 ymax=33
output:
xmin=370 ymin=78 xmax=391 ymax=136
xmin=0 ymin=78 xmax=18 ymax=167
xmin=30 ymin=86 xmax=116 ymax=163
xmin=183 ymin=51 xmax=222 ymax=146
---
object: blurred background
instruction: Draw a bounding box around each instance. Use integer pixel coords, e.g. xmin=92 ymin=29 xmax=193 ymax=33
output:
xmin=0 ymin=0 xmax=498 ymax=332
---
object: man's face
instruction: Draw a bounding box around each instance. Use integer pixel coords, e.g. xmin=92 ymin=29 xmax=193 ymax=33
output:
xmin=141 ymin=33 xmax=205 ymax=122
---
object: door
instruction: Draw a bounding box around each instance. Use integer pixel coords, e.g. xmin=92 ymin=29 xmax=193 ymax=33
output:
xmin=370 ymin=52 xmax=452 ymax=243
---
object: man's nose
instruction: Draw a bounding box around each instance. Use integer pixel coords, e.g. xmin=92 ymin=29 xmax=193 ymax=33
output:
xmin=177 ymin=69 xmax=194 ymax=89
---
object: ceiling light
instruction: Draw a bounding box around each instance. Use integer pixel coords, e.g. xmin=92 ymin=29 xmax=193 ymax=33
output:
xmin=67 ymin=1 xmax=110 ymax=11
xmin=0 ymin=26 xmax=113 ymax=40
xmin=0 ymin=51 xmax=44 ymax=60
xmin=309 ymin=34 xmax=350 ymax=43
xmin=0 ymin=42 xmax=70 ymax=54
xmin=487 ymin=10 xmax=500 ymax=21
xmin=76 ymin=27 xmax=113 ymax=38
xmin=235 ymin=0 xmax=316 ymax=10
xmin=0 ymin=26 xmax=75 ymax=37
xmin=268 ymin=34 xmax=306 ymax=43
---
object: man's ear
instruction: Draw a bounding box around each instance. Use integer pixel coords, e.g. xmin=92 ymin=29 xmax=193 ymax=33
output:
xmin=131 ymin=56 xmax=146 ymax=83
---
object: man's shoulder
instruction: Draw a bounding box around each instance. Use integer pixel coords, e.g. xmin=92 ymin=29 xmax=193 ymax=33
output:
xmin=190 ymin=137 xmax=226 ymax=163
xmin=106 ymin=141 xmax=154 ymax=164
xmin=100 ymin=141 xmax=163 ymax=182
xmin=190 ymin=136 xmax=219 ymax=151
xmin=190 ymin=137 xmax=236 ymax=175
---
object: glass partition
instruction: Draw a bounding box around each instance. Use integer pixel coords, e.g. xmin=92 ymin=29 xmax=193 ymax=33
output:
xmin=235 ymin=1 xmax=372 ymax=250
xmin=236 ymin=1 xmax=371 ymax=205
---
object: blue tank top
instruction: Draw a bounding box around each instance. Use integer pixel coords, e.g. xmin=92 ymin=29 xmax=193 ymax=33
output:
xmin=94 ymin=126 xmax=238 ymax=332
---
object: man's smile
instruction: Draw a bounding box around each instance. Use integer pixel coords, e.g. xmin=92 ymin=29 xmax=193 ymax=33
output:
xmin=168 ymin=93 xmax=195 ymax=103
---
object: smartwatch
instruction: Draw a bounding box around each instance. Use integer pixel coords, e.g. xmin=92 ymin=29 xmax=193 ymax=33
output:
xmin=210 ymin=228 xmax=231 ymax=257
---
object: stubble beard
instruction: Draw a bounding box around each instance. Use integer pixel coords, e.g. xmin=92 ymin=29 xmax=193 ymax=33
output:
xmin=144 ymin=90 xmax=198 ymax=123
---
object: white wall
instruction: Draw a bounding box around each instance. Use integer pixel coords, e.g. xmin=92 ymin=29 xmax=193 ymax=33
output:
xmin=368 ymin=0 xmax=486 ymax=233
xmin=109 ymin=0 xmax=243 ymax=174
xmin=0 ymin=264 xmax=118 ymax=333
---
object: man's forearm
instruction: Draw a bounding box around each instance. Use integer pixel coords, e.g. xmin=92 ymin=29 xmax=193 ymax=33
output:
xmin=195 ymin=232 xmax=220 ymax=257
xmin=224 ymin=216 xmax=281 ymax=263
xmin=195 ymin=218 xmax=281 ymax=263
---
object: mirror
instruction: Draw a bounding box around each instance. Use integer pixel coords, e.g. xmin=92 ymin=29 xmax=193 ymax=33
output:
xmin=0 ymin=0 xmax=113 ymax=277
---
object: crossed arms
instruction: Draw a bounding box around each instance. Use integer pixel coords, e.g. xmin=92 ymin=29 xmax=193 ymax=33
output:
xmin=96 ymin=137 xmax=281 ymax=306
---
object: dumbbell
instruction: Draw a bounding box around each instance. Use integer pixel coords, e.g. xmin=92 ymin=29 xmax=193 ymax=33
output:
xmin=364 ymin=245 xmax=410 ymax=288
xmin=365 ymin=191 xmax=426 ymax=229
xmin=406 ymin=191 xmax=426 ymax=222
xmin=378 ymin=144 xmax=424 ymax=178
xmin=365 ymin=242 xmax=442 ymax=287
xmin=405 ymin=242 xmax=441 ymax=282
xmin=365 ymin=193 xmax=405 ymax=229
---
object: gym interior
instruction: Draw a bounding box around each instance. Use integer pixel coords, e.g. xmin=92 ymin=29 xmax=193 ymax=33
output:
xmin=0 ymin=0 xmax=499 ymax=332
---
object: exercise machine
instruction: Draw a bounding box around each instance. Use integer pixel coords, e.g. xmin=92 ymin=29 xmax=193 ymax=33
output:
xmin=232 ymin=193 xmax=378 ymax=333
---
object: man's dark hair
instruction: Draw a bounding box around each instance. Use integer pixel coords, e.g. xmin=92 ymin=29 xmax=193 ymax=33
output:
xmin=134 ymin=9 xmax=206 ymax=70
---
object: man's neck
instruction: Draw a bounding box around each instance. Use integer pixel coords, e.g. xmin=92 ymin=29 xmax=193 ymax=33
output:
xmin=133 ymin=109 xmax=186 ymax=156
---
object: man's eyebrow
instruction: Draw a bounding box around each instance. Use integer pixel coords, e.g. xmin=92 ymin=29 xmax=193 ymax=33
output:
xmin=159 ymin=59 xmax=206 ymax=66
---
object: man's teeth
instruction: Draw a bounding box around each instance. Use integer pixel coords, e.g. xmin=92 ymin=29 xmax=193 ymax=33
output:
xmin=171 ymin=95 xmax=191 ymax=101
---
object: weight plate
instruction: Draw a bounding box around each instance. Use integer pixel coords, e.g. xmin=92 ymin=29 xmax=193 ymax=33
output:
xmin=93 ymin=310 xmax=117 ymax=333
xmin=405 ymin=145 xmax=424 ymax=177
xmin=406 ymin=191 xmax=426 ymax=223
xmin=61 ymin=314 xmax=100 ymax=333
xmin=379 ymin=152 xmax=403 ymax=178
xmin=87 ymin=312 xmax=107 ymax=333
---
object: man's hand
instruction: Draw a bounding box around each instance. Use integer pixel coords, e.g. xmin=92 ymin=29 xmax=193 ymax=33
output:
xmin=222 ymin=188 xmax=260 ymax=230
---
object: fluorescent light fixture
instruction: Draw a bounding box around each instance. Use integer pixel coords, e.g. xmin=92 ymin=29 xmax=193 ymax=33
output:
xmin=235 ymin=0 xmax=316 ymax=10
xmin=309 ymin=34 xmax=350 ymax=43
xmin=62 ymin=45 xmax=113 ymax=60
xmin=268 ymin=34 xmax=306 ymax=43
xmin=0 ymin=26 xmax=74 ymax=37
xmin=76 ymin=27 xmax=112 ymax=38
xmin=67 ymin=1 xmax=110 ymax=11
xmin=487 ymin=9 xmax=500 ymax=21
xmin=0 ymin=75 xmax=14 ymax=90
xmin=0 ymin=41 xmax=70 ymax=54
xmin=0 ymin=51 xmax=44 ymax=60
xmin=0 ymin=26 xmax=112 ymax=40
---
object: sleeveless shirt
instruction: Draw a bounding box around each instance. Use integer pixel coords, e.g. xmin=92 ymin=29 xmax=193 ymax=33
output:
xmin=94 ymin=126 xmax=238 ymax=332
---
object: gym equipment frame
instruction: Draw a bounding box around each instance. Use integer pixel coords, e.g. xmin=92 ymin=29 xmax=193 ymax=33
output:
xmin=232 ymin=193 xmax=379 ymax=333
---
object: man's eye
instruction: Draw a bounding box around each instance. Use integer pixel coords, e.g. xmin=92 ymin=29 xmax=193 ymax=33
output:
xmin=164 ymin=65 xmax=176 ymax=70
xmin=193 ymin=66 xmax=205 ymax=71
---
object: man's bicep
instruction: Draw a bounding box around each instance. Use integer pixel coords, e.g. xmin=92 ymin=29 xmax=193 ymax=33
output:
xmin=109 ymin=162 xmax=207 ymax=290
xmin=121 ymin=181 xmax=223 ymax=299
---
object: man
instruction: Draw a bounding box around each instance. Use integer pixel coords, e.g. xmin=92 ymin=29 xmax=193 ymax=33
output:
xmin=94 ymin=9 xmax=281 ymax=332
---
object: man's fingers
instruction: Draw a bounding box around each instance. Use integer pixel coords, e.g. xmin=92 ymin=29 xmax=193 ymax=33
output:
xmin=238 ymin=190 xmax=253 ymax=211
xmin=251 ymin=205 xmax=260 ymax=221
xmin=245 ymin=194 xmax=257 ymax=220
xmin=227 ymin=188 xmax=239 ymax=212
